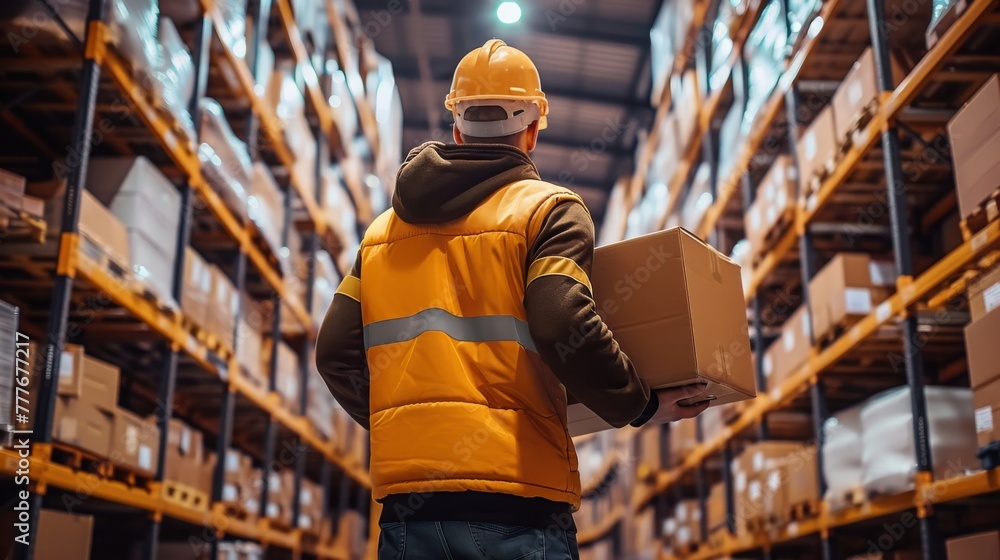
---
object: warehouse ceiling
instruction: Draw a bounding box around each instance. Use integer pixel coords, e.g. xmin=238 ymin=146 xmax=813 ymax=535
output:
xmin=353 ymin=0 xmax=659 ymax=224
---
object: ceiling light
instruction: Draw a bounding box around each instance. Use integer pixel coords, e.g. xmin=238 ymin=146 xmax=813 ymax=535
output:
xmin=497 ymin=2 xmax=521 ymax=24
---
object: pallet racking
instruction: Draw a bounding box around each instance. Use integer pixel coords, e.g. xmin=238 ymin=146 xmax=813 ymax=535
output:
xmin=590 ymin=0 xmax=1000 ymax=557
xmin=0 ymin=0 xmax=387 ymax=558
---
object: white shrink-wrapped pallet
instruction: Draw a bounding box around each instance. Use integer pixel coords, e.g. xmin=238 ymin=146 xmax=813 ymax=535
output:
xmin=85 ymin=157 xmax=180 ymax=308
xmin=199 ymin=99 xmax=252 ymax=221
xmin=155 ymin=17 xmax=197 ymax=150
xmin=822 ymin=403 xmax=864 ymax=507
xmin=860 ymin=386 xmax=978 ymax=495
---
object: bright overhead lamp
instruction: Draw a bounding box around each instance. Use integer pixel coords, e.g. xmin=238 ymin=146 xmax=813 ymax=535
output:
xmin=497 ymin=2 xmax=522 ymax=24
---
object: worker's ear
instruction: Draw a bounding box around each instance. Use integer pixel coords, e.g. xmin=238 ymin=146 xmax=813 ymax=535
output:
xmin=525 ymin=120 xmax=540 ymax=153
xmin=453 ymin=125 xmax=464 ymax=145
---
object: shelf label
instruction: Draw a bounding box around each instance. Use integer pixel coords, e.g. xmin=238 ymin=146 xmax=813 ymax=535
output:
xmin=976 ymin=406 xmax=993 ymax=434
xmin=984 ymin=283 xmax=1000 ymax=314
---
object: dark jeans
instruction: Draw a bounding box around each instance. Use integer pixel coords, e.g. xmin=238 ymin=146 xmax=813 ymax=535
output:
xmin=379 ymin=521 xmax=581 ymax=560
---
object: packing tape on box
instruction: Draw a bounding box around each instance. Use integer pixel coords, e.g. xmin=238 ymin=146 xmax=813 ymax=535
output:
xmin=139 ymin=445 xmax=152 ymax=470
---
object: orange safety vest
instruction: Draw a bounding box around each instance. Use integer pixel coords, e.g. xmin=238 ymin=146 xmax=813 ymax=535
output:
xmin=337 ymin=179 xmax=588 ymax=508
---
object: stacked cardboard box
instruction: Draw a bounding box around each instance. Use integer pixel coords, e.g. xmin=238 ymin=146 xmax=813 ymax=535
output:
xmin=946 ymin=530 xmax=1000 ymax=559
xmin=236 ymin=319 xmax=266 ymax=388
xmin=763 ymin=304 xmax=813 ymax=389
xmin=86 ymin=157 xmax=181 ymax=308
xmin=669 ymin=418 xmax=698 ymax=467
xmin=967 ymin=265 xmax=1000 ymax=447
xmin=782 ymin=444 xmax=820 ymax=515
xmin=334 ymin=509 xmax=369 ymax=559
xmin=948 ymin=75 xmax=1000 ymax=221
xmin=163 ymin=418 xmax=214 ymax=495
xmin=796 ymin=106 xmax=837 ymax=195
xmin=274 ymin=341 xmax=302 ymax=414
xmin=110 ymin=408 xmax=160 ymax=478
xmin=307 ymin=357 xmax=335 ymax=439
xmin=182 ymin=248 xmax=213 ymax=331
xmin=809 ymin=253 xmax=896 ymax=342
xmin=831 ymin=48 xmax=906 ymax=148
xmin=298 ymin=478 xmax=324 ymax=531
xmin=731 ymin=440 xmax=807 ymax=534
xmin=669 ymin=499 xmax=702 ymax=552
xmin=311 ymin=250 xmax=338 ymax=327
xmin=707 ymin=481 xmax=727 ymax=535
xmin=219 ymin=448 xmax=261 ymax=519
xmin=745 ymin=156 xmax=796 ymax=260
xmin=53 ymin=345 xmax=119 ymax=457
xmin=265 ymin=469 xmax=295 ymax=527
xmin=33 ymin=509 xmax=94 ymax=560
xmin=207 ymin=265 xmax=239 ymax=351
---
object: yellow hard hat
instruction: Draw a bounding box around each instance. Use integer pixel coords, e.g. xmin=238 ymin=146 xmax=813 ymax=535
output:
xmin=445 ymin=39 xmax=548 ymax=131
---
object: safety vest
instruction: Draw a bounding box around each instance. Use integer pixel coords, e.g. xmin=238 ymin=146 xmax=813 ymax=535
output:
xmin=338 ymin=179 xmax=587 ymax=507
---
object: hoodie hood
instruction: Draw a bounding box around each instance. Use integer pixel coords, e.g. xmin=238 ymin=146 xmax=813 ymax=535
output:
xmin=391 ymin=141 xmax=541 ymax=224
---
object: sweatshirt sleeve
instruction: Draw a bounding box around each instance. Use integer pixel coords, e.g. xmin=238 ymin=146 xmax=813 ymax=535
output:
xmin=524 ymin=200 xmax=658 ymax=428
xmin=315 ymin=252 xmax=371 ymax=429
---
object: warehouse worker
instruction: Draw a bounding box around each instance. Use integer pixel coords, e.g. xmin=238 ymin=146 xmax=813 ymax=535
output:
xmin=316 ymin=39 xmax=709 ymax=559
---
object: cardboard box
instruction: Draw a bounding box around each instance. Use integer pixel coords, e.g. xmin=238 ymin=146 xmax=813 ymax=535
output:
xmin=53 ymin=396 xmax=114 ymax=457
xmin=968 ymin=264 xmax=1000 ymax=322
xmin=796 ymin=106 xmax=837 ymax=193
xmin=163 ymin=417 xmax=204 ymax=487
xmin=669 ymin=418 xmax=698 ymax=466
xmin=746 ymin=156 xmax=796 ymax=259
xmin=208 ymin=265 xmax=239 ymax=351
xmin=965 ymin=304 xmax=1000 ymax=390
xmin=111 ymin=407 xmax=159 ymax=477
xmin=275 ymin=342 xmax=301 ymax=413
xmin=973 ymin=376 xmax=1000 ymax=447
xmin=34 ymin=509 xmax=93 ymax=560
xmin=182 ymin=248 xmax=212 ymax=328
xmin=571 ymin=228 xmax=756 ymax=435
xmin=765 ymin=304 xmax=813 ymax=389
xmin=36 ymin=344 xmax=118 ymax=417
xmin=946 ymin=530 xmax=1000 ymax=560
xmin=298 ymin=478 xmax=324 ymax=530
xmin=78 ymin=189 xmax=130 ymax=271
xmin=707 ymin=481 xmax=727 ymax=533
xmin=672 ymin=499 xmax=703 ymax=548
xmin=57 ymin=344 xmax=87 ymax=399
xmin=0 ymin=167 xmax=26 ymax=210
xmin=197 ymin=451 xmax=217 ymax=496
xmin=831 ymin=48 xmax=906 ymax=144
xmin=809 ymin=253 xmax=896 ymax=341
xmin=783 ymin=444 xmax=819 ymax=511
xmin=948 ymin=75 xmax=1000 ymax=219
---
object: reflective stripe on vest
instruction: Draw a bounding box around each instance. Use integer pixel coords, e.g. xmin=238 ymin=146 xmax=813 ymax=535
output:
xmin=363 ymin=307 xmax=537 ymax=353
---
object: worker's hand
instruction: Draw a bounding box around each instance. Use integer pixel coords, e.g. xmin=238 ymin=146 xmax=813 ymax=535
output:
xmin=648 ymin=384 xmax=711 ymax=424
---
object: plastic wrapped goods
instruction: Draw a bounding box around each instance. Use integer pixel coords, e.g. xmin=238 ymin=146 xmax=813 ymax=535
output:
xmin=156 ymin=17 xmax=197 ymax=150
xmin=249 ymin=163 xmax=285 ymax=258
xmin=822 ymin=404 xmax=863 ymax=506
xmin=311 ymin=250 xmax=338 ymax=327
xmin=861 ymin=386 xmax=978 ymax=495
xmin=85 ymin=157 xmax=181 ymax=308
xmin=199 ymin=99 xmax=252 ymax=221
xmin=214 ymin=0 xmax=249 ymax=60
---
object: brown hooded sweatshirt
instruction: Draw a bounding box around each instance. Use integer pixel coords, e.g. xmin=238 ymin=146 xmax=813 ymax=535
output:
xmin=315 ymin=141 xmax=657 ymax=526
